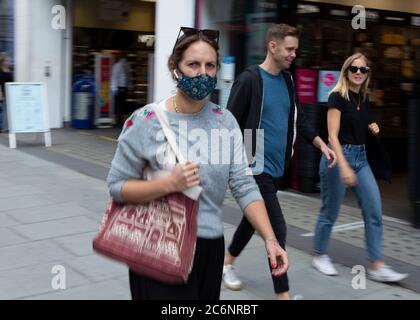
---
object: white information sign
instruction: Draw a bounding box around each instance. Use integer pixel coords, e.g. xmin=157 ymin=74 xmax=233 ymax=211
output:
xmin=5 ymin=82 xmax=51 ymax=148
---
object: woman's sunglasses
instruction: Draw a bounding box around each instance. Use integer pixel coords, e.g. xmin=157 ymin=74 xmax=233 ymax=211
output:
xmin=347 ymin=66 xmax=370 ymax=74
xmin=173 ymin=27 xmax=220 ymax=49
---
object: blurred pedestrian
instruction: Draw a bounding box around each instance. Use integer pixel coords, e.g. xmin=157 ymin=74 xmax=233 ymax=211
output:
xmin=0 ymin=52 xmax=13 ymax=132
xmin=222 ymin=24 xmax=337 ymax=300
xmin=111 ymin=51 xmax=132 ymax=127
xmin=106 ymin=26 xmax=289 ymax=300
xmin=312 ymin=53 xmax=408 ymax=282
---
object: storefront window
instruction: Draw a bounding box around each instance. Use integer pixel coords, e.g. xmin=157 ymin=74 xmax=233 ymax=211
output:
xmin=196 ymin=0 xmax=294 ymax=108
xmin=197 ymin=0 xmax=289 ymax=74
xmin=295 ymin=1 xmax=420 ymax=172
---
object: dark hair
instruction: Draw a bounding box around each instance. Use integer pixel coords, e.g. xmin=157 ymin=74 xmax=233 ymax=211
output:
xmin=167 ymin=33 xmax=220 ymax=79
xmin=266 ymin=23 xmax=300 ymax=45
xmin=115 ymin=51 xmax=128 ymax=61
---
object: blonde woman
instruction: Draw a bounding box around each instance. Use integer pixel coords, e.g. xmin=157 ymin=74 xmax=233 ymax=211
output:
xmin=312 ymin=53 xmax=408 ymax=282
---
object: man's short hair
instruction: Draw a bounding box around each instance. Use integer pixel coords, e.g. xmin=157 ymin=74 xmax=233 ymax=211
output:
xmin=266 ymin=24 xmax=300 ymax=44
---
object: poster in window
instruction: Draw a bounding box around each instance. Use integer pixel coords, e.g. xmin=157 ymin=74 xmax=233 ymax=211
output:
xmin=318 ymin=70 xmax=340 ymax=103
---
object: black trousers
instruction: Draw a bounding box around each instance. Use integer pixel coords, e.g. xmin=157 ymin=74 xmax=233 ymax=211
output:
xmin=129 ymin=237 xmax=224 ymax=300
xmin=228 ymin=173 xmax=289 ymax=294
xmin=114 ymin=87 xmax=127 ymax=127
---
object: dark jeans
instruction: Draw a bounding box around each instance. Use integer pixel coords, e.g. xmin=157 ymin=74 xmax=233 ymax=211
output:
xmin=228 ymin=173 xmax=289 ymax=294
xmin=129 ymin=237 xmax=224 ymax=300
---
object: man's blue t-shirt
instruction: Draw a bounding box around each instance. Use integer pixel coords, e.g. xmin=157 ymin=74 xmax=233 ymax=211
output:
xmin=258 ymin=67 xmax=290 ymax=178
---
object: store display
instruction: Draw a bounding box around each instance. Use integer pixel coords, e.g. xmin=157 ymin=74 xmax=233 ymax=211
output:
xmin=402 ymin=60 xmax=415 ymax=78
xmin=73 ymin=47 xmax=152 ymax=125
xmin=384 ymin=46 xmax=402 ymax=59
xmin=125 ymin=51 xmax=150 ymax=109
xmin=381 ymin=32 xmax=406 ymax=45
xmin=72 ymin=26 xmax=154 ymax=126
xmin=371 ymin=88 xmax=385 ymax=107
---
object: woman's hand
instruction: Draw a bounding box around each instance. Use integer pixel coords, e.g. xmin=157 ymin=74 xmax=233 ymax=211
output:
xmin=312 ymin=137 xmax=337 ymax=168
xmin=340 ymin=165 xmax=357 ymax=187
xmin=368 ymin=122 xmax=380 ymax=135
xmin=169 ymin=160 xmax=200 ymax=193
xmin=320 ymin=144 xmax=338 ymax=168
xmin=265 ymin=239 xmax=289 ymax=277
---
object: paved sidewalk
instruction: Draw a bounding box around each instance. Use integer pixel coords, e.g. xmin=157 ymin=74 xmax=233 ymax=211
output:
xmin=1 ymin=144 xmax=419 ymax=300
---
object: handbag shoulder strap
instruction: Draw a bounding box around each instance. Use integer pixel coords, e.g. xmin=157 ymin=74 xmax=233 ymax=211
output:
xmin=151 ymin=102 xmax=186 ymax=165
xmin=151 ymin=102 xmax=202 ymax=200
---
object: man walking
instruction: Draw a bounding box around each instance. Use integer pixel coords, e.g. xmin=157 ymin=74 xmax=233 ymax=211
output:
xmin=223 ymin=24 xmax=337 ymax=300
xmin=111 ymin=52 xmax=132 ymax=127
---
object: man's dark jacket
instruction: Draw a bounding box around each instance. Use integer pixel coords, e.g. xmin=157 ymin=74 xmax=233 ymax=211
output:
xmin=227 ymin=65 xmax=317 ymax=173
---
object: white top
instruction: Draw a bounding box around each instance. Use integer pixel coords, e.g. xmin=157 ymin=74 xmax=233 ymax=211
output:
xmin=111 ymin=59 xmax=132 ymax=91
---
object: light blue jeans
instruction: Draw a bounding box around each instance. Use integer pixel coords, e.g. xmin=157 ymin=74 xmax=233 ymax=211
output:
xmin=313 ymin=144 xmax=384 ymax=261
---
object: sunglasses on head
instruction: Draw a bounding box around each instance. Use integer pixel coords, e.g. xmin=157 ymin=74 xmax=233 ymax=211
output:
xmin=348 ymin=66 xmax=370 ymax=74
xmin=173 ymin=27 xmax=220 ymax=48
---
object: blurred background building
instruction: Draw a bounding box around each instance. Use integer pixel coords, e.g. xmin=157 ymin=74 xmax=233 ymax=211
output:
xmin=1 ymin=0 xmax=155 ymax=129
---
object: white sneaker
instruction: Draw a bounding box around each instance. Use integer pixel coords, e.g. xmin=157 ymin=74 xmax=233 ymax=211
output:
xmin=367 ymin=265 xmax=408 ymax=283
xmin=312 ymin=255 xmax=338 ymax=276
xmin=222 ymin=264 xmax=243 ymax=291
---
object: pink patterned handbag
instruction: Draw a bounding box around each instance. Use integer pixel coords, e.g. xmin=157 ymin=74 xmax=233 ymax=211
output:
xmin=93 ymin=103 xmax=201 ymax=284
xmin=93 ymin=193 xmax=198 ymax=284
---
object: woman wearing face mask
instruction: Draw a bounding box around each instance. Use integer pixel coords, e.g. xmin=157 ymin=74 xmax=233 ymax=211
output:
xmin=106 ymin=27 xmax=289 ymax=300
xmin=312 ymin=53 xmax=408 ymax=283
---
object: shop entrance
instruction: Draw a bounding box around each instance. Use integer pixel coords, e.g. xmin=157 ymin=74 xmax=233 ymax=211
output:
xmin=72 ymin=0 xmax=155 ymax=128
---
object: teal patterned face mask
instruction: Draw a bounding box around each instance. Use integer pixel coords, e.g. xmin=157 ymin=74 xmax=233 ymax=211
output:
xmin=175 ymin=71 xmax=217 ymax=100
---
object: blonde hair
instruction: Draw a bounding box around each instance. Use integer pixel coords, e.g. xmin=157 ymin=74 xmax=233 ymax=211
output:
xmin=330 ymin=53 xmax=371 ymax=101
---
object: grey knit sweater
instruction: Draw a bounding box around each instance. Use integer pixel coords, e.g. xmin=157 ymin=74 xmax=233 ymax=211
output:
xmin=107 ymin=99 xmax=262 ymax=238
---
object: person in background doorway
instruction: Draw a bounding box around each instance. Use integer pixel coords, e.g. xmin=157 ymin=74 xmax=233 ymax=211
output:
xmin=312 ymin=53 xmax=408 ymax=283
xmin=0 ymin=52 xmax=13 ymax=132
xmin=111 ymin=51 xmax=132 ymax=127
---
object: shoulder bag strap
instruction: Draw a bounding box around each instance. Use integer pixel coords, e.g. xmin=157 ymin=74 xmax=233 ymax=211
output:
xmin=152 ymin=103 xmax=186 ymax=164
xmin=151 ymin=102 xmax=202 ymax=200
